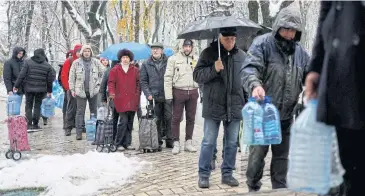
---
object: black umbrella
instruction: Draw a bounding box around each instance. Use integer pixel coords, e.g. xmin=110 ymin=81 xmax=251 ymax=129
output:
xmin=177 ymin=15 xmax=263 ymax=57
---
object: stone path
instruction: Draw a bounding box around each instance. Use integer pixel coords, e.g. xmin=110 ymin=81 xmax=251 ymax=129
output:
xmin=0 ymin=98 xmax=314 ymax=196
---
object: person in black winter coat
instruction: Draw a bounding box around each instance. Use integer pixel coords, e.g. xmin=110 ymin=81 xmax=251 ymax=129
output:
xmin=14 ymin=49 xmax=55 ymax=129
xmin=241 ymin=5 xmax=309 ymax=192
xmin=3 ymin=47 xmax=26 ymax=96
xmin=193 ymin=27 xmax=246 ymax=189
xmin=305 ymin=2 xmax=365 ymax=196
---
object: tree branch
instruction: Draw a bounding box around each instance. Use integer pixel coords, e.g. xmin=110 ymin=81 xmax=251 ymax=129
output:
xmin=61 ymin=0 xmax=92 ymax=37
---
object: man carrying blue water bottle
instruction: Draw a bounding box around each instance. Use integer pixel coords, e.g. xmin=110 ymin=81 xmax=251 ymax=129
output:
xmin=241 ymin=5 xmax=310 ymax=192
xmin=13 ymin=49 xmax=55 ymax=130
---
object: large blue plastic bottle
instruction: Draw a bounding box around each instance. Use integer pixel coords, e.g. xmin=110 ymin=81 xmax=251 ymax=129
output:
xmin=288 ymin=99 xmax=334 ymax=194
xmin=41 ymin=97 xmax=56 ymax=118
xmin=262 ymin=96 xmax=281 ymax=144
xmin=7 ymin=93 xmax=22 ymax=116
xmin=242 ymin=97 xmax=264 ymax=145
xmin=86 ymin=113 xmax=97 ymax=142
xmin=55 ymin=93 xmax=64 ymax=109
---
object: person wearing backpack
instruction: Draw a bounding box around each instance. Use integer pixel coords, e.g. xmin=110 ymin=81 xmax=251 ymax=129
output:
xmin=61 ymin=44 xmax=82 ymax=136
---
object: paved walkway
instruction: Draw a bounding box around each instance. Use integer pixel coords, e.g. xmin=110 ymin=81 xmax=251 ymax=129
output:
xmin=0 ymin=98 xmax=314 ymax=196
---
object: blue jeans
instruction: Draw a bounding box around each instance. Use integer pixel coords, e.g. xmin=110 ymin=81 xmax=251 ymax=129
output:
xmin=198 ymin=118 xmax=240 ymax=178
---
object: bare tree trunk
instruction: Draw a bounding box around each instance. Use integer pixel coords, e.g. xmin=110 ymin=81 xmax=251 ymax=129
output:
xmin=260 ymin=0 xmax=294 ymax=27
xmin=134 ymin=0 xmax=140 ymax=42
xmin=61 ymin=3 xmax=71 ymax=50
xmin=105 ymin=12 xmax=115 ymax=44
xmin=118 ymin=1 xmax=124 ymax=42
xmin=6 ymin=1 xmax=12 ymax=55
xmin=24 ymin=1 xmax=35 ymax=51
xmin=151 ymin=0 xmax=160 ymax=43
xmin=248 ymin=0 xmax=259 ymax=23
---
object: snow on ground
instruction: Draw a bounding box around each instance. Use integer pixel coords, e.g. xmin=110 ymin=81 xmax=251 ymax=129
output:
xmin=0 ymin=151 xmax=151 ymax=196
xmin=0 ymin=82 xmax=7 ymax=98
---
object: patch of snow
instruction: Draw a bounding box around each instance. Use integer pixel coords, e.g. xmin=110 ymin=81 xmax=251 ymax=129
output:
xmin=64 ymin=0 xmax=92 ymax=36
xmin=0 ymin=151 xmax=150 ymax=196
xmin=269 ymin=0 xmax=285 ymax=17
xmin=0 ymin=81 xmax=7 ymax=98
xmin=92 ymin=29 xmax=102 ymax=37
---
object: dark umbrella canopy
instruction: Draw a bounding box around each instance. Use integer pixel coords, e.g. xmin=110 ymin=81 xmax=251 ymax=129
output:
xmin=177 ymin=15 xmax=263 ymax=40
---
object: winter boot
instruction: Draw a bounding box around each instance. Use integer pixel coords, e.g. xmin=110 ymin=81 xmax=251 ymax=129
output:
xmin=172 ymin=141 xmax=180 ymax=155
xmin=76 ymin=132 xmax=82 ymax=140
xmin=184 ymin=140 xmax=197 ymax=152
xmin=222 ymin=176 xmax=239 ymax=187
xmin=65 ymin=129 xmax=71 ymax=136
xmin=198 ymin=177 xmax=210 ymax=188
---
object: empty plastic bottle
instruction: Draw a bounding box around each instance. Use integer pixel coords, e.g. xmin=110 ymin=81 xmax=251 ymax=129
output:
xmin=97 ymin=106 xmax=107 ymax=120
xmin=55 ymin=93 xmax=64 ymax=109
xmin=86 ymin=113 xmax=97 ymax=141
xmin=41 ymin=97 xmax=56 ymax=118
xmin=288 ymin=99 xmax=336 ymax=194
xmin=242 ymin=97 xmax=264 ymax=145
xmin=262 ymin=96 xmax=281 ymax=144
xmin=7 ymin=93 xmax=22 ymax=116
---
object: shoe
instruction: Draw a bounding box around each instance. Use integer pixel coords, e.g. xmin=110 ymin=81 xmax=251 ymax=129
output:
xmin=171 ymin=141 xmax=180 ymax=155
xmin=125 ymin=146 xmax=135 ymax=150
xmin=76 ymin=133 xmax=82 ymax=140
xmin=27 ymin=124 xmax=33 ymax=130
xmin=184 ymin=140 xmax=197 ymax=152
xmin=222 ymin=176 xmax=239 ymax=187
xmin=43 ymin=118 xmax=48 ymax=126
xmin=33 ymin=125 xmax=41 ymax=130
xmin=198 ymin=177 xmax=209 ymax=188
xmin=165 ymin=141 xmax=174 ymax=148
xmin=158 ymin=145 xmax=162 ymax=152
xmin=91 ymin=141 xmax=96 ymax=145
xmin=238 ymin=147 xmax=241 ymax=153
xmin=248 ymin=187 xmax=259 ymax=192
xmin=65 ymin=129 xmax=71 ymax=136
xmin=211 ymin=160 xmax=216 ymax=170
xmin=117 ymin=146 xmax=125 ymax=151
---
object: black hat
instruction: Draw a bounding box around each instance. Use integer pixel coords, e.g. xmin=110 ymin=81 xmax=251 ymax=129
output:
xmin=117 ymin=49 xmax=134 ymax=61
xmin=183 ymin=39 xmax=193 ymax=46
xmin=220 ymin=27 xmax=237 ymax=37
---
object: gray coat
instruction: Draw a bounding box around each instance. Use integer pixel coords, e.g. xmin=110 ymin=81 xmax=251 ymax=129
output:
xmin=241 ymin=5 xmax=310 ymax=120
xmin=140 ymin=55 xmax=169 ymax=101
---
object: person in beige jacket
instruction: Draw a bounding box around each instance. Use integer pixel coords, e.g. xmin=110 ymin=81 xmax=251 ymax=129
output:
xmin=69 ymin=45 xmax=105 ymax=140
xmin=164 ymin=39 xmax=199 ymax=154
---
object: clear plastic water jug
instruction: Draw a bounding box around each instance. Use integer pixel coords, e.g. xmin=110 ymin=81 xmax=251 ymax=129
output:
xmin=262 ymin=96 xmax=281 ymax=144
xmin=55 ymin=93 xmax=64 ymax=109
xmin=242 ymin=97 xmax=264 ymax=145
xmin=7 ymin=93 xmax=22 ymax=116
xmin=288 ymin=99 xmax=341 ymax=194
xmin=86 ymin=113 xmax=97 ymax=141
xmin=41 ymin=97 xmax=56 ymax=118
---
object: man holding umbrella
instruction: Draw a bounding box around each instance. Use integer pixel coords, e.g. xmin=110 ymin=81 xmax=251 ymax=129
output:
xmin=194 ymin=27 xmax=247 ymax=188
xmin=140 ymin=42 xmax=174 ymax=150
xmin=241 ymin=5 xmax=310 ymax=192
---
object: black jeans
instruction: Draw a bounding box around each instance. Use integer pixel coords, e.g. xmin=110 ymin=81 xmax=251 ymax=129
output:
xmin=246 ymin=119 xmax=292 ymax=191
xmin=114 ymin=111 xmax=135 ymax=147
xmin=321 ymin=127 xmax=365 ymax=196
xmin=65 ymin=90 xmax=77 ymax=130
xmin=154 ymin=100 xmax=173 ymax=146
xmin=62 ymin=90 xmax=68 ymax=129
xmin=25 ymin=92 xmax=46 ymax=126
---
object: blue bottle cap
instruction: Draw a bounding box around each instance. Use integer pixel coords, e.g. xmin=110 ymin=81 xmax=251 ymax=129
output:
xmin=249 ymin=97 xmax=256 ymax=102
xmin=264 ymin=96 xmax=271 ymax=103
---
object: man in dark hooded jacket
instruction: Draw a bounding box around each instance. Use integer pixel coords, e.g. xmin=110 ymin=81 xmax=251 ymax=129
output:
xmin=13 ymin=49 xmax=55 ymax=129
xmin=241 ymin=5 xmax=310 ymax=191
xmin=3 ymin=47 xmax=26 ymax=98
xmin=194 ymin=27 xmax=246 ymax=188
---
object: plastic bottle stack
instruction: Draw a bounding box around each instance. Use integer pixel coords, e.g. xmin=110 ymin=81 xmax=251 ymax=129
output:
xmin=288 ymin=100 xmax=335 ymax=194
xmin=7 ymin=93 xmax=22 ymax=116
xmin=262 ymin=96 xmax=281 ymax=144
xmin=242 ymin=97 xmax=264 ymax=145
xmin=86 ymin=113 xmax=97 ymax=142
xmin=41 ymin=97 xmax=56 ymax=118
